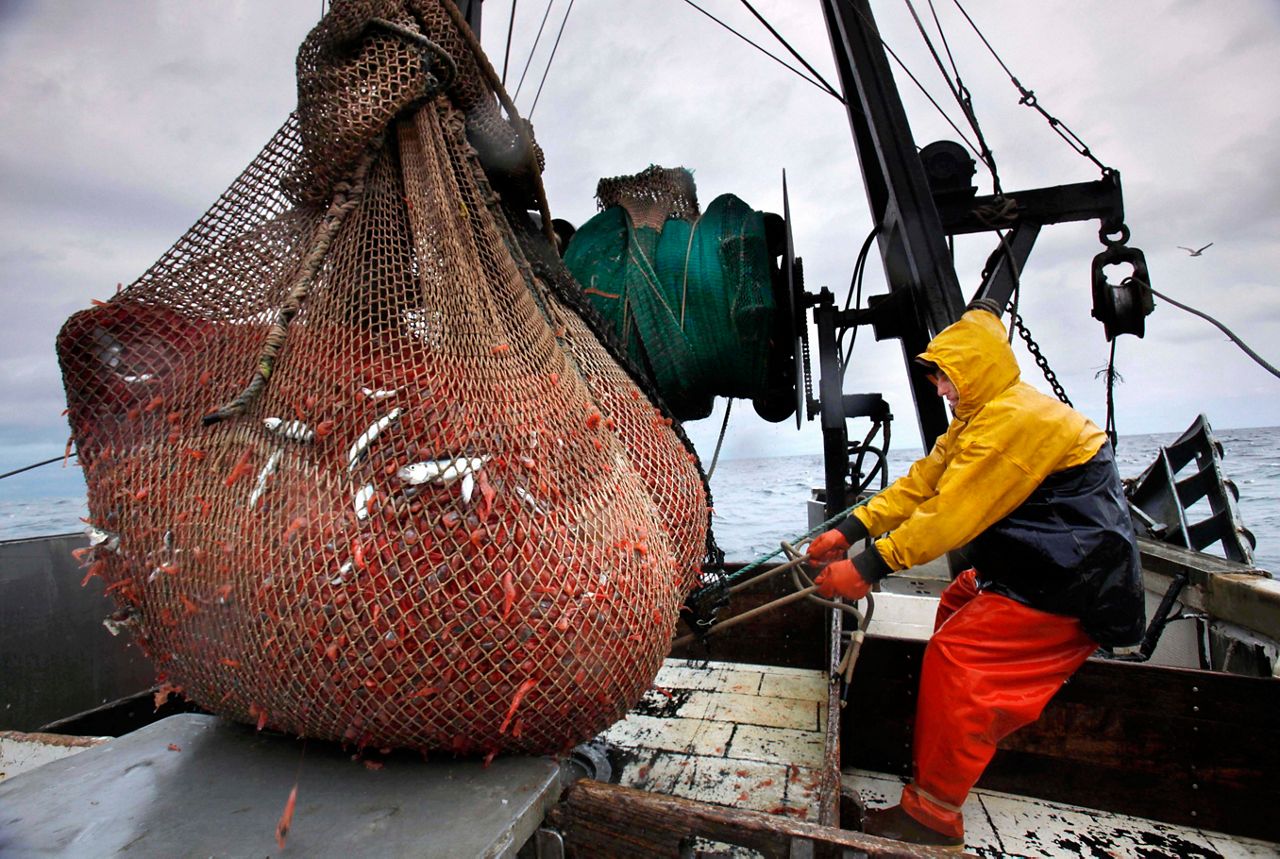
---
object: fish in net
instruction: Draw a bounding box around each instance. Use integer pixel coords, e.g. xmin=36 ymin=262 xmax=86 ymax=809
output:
xmin=57 ymin=0 xmax=712 ymax=756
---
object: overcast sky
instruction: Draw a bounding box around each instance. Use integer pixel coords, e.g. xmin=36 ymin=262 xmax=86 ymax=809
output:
xmin=2 ymin=0 xmax=1278 ymax=504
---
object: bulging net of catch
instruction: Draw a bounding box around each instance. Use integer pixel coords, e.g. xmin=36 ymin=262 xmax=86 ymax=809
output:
xmin=56 ymin=0 xmax=712 ymax=756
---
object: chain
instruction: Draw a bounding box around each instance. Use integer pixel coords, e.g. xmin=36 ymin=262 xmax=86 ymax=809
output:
xmin=797 ymin=258 xmax=815 ymax=419
xmin=1009 ymin=310 xmax=1072 ymax=406
xmin=950 ymin=0 xmax=1113 ymax=177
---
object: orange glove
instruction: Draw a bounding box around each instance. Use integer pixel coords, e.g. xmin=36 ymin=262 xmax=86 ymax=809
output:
xmin=807 ymin=529 xmax=850 ymax=564
xmin=815 ymin=559 xmax=872 ymax=601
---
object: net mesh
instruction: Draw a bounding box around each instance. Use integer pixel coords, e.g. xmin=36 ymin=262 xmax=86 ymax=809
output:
xmin=563 ymin=166 xmax=778 ymax=421
xmin=56 ymin=0 xmax=710 ymax=756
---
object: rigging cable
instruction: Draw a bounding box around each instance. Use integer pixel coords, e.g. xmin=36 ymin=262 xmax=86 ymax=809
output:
xmin=528 ymin=0 xmax=575 ymax=118
xmin=512 ymin=0 xmax=556 ymax=103
xmin=904 ymin=0 xmax=1001 ymax=193
xmin=704 ymin=399 xmax=734 ymax=481
xmin=500 ymin=0 xmax=518 ymax=86
xmin=0 ymin=454 xmax=73 ymax=482
xmin=678 ymin=0 xmax=846 ymax=104
xmin=948 ymin=0 xmax=1113 ymax=176
xmin=839 ymin=0 xmax=988 ymax=171
xmin=1149 ymin=287 xmax=1280 ymax=380
xmin=1101 ymin=338 xmax=1120 ymax=448
xmin=736 ymin=0 xmax=843 ymax=100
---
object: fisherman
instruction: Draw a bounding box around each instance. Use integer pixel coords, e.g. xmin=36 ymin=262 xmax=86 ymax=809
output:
xmin=807 ymin=299 xmax=1145 ymax=850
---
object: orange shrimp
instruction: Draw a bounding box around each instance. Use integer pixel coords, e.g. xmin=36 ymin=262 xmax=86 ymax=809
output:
xmin=499 ymin=679 xmax=537 ymax=734
xmin=224 ymin=448 xmax=253 ymax=486
xmin=275 ymin=785 xmax=298 ymax=850
xmin=500 ymin=569 xmax=516 ymax=621
xmin=79 ymin=560 xmax=106 ymax=587
xmin=282 ymin=516 xmax=308 ymax=543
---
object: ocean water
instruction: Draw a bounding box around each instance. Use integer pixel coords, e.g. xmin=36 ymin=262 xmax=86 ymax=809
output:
xmin=2 ymin=428 xmax=1277 ymax=574
xmin=706 ymin=426 xmax=1280 ymax=573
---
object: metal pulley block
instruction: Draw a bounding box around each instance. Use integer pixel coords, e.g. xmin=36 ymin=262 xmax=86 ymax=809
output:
xmin=1090 ymin=232 xmax=1154 ymax=340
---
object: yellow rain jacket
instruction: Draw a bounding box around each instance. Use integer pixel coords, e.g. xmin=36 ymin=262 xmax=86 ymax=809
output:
xmin=845 ymin=308 xmax=1144 ymax=646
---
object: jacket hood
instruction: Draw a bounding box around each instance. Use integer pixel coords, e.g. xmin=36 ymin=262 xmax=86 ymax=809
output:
xmin=918 ymin=309 xmax=1020 ymax=420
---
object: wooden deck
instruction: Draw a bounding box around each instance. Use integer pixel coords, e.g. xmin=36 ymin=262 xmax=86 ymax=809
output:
xmin=849 ymin=768 xmax=1279 ymax=858
xmin=597 ymin=658 xmax=830 ymax=823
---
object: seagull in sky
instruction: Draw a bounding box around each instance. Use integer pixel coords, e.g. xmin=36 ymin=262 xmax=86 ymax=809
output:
xmin=1178 ymin=243 xmax=1214 ymax=257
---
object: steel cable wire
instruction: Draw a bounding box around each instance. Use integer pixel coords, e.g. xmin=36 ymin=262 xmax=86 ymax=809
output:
xmin=1150 ymin=286 xmax=1280 ymax=379
xmin=512 ymin=0 xmax=555 ymax=102
xmin=679 ymin=0 xmax=846 ymax=103
xmin=528 ymin=0 xmax=575 ymax=117
xmin=838 ymin=0 xmax=988 ymax=172
xmin=737 ymin=0 xmax=843 ymax=100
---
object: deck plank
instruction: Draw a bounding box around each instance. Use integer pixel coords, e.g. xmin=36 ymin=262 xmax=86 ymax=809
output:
xmin=846 ymin=768 xmax=1279 ymax=858
xmin=598 ymin=657 xmax=830 ymax=828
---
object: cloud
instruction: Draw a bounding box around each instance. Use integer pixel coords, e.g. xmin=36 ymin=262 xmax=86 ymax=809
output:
xmin=1 ymin=0 xmax=1277 ymax=489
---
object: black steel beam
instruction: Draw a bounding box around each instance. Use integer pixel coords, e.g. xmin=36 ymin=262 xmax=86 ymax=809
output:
xmin=814 ymin=291 xmax=851 ymax=518
xmin=972 ymin=222 xmax=1040 ymax=314
xmin=935 ymin=175 xmax=1125 ymax=236
xmin=821 ymin=0 xmax=962 ymax=449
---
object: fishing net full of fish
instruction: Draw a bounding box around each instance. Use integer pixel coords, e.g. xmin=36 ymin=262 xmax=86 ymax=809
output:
xmin=56 ymin=0 xmax=712 ymax=756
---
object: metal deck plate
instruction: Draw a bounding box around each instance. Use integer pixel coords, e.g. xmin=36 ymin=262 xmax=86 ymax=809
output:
xmin=0 ymin=713 xmax=561 ymax=858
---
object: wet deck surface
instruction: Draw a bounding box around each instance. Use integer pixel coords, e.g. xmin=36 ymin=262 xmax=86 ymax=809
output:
xmin=849 ymin=769 xmax=1279 ymax=858
xmin=597 ymin=658 xmax=829 ymax=824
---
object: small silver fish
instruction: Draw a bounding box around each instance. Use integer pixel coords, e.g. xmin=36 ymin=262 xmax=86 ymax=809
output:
xmin=461 ymin=473 xmax=475 ymax=504
xmin=514 ymin=485 xmax=547 ymax=516
xmin=248 ymin=450 xmax=283 ymax=508
xmin=86 ymin=526 xmax=120 ymax=553
xmin=121 ymin=373 xmax=155 ymax=383
xmin=102 ymin=612 xmax=140 ymax=636
xmin=330 ymin=560 xmax=355 ymax=586
xmin=347 ymin=408 xmax=403 ymax=472
xmin=263 ymin=417 xmax=315 ymax=443
xmin=396 ymin=455 xmax=489 ymax=486
xmin=360 ymin=386 xmax=399 ymax=400
xmin=353 ymin=483 xmax=376 ymax=520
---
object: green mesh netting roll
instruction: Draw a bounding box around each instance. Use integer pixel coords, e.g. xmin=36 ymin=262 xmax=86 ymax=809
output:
xmin=563 ymin=168 xmax=776 ymax=421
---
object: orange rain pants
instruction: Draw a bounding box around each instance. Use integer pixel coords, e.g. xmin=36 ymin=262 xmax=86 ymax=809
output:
xmin=899 ymin=569 xmax=1098 ymax=839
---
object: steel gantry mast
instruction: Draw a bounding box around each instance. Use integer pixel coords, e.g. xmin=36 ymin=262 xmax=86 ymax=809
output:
xmin=814 ymin=0 xmax=1136 ymax=518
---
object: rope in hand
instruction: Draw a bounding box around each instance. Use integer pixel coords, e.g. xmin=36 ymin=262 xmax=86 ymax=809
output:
xmin=721 ymin=496 xmax=871 ymax=586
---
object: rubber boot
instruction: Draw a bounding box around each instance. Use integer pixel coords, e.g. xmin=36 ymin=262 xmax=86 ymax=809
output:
xmin=864 ymin=804 xmax=965 ymax=851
